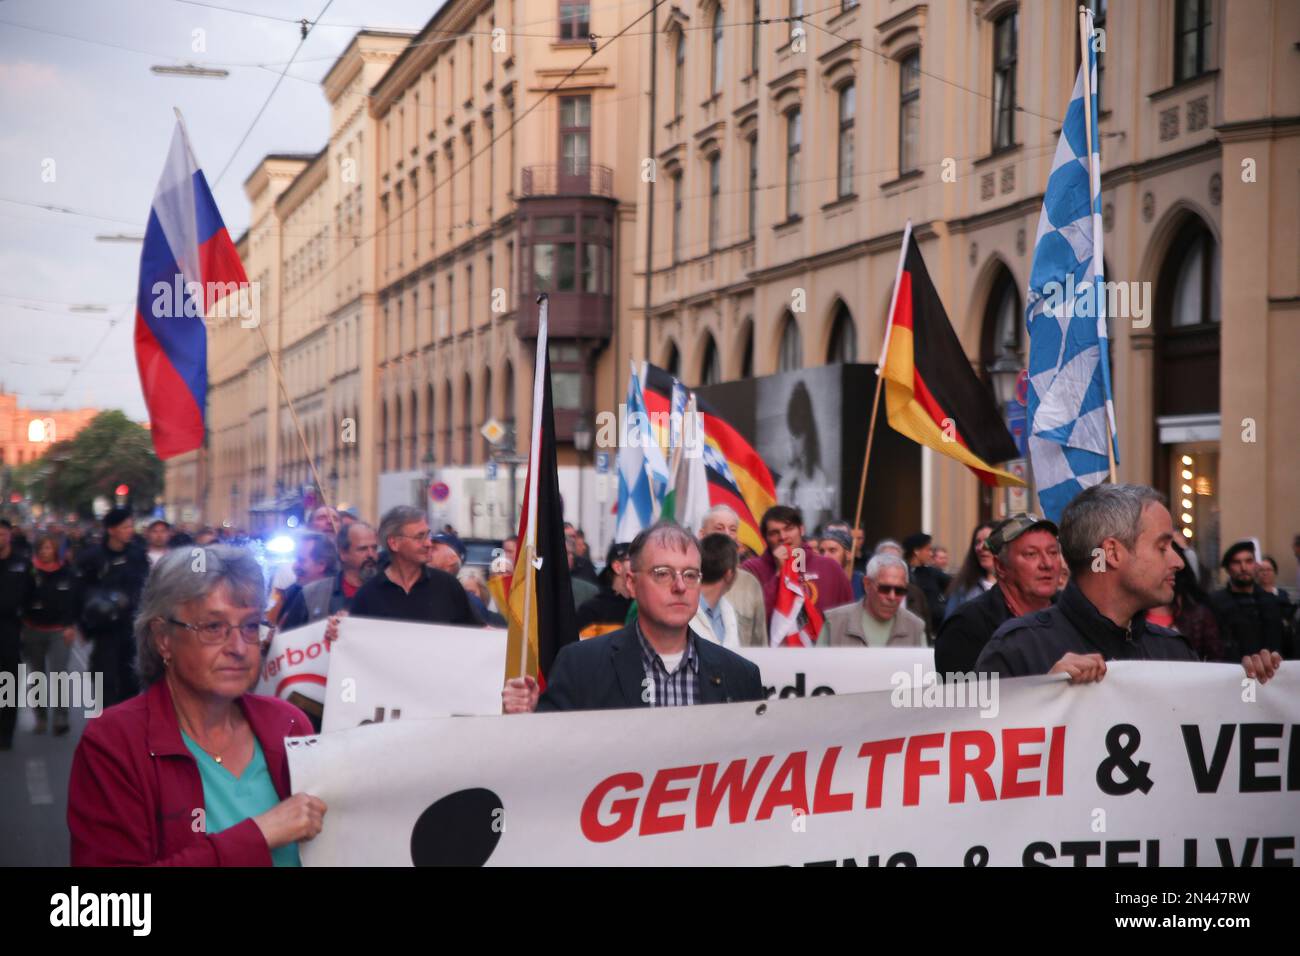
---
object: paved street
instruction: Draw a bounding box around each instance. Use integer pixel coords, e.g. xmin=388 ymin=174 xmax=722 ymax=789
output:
xmin=0 ymin=702 xmax=87 ymax=867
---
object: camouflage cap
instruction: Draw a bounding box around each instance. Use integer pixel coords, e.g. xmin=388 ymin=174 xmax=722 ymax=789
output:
xmin=986 ymin=513 xmax=1059 ymax=555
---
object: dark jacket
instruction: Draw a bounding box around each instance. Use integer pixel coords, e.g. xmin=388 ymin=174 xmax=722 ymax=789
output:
xmin=278 ymin=572 xmax=353 ymax=632
xmin=68 ymin=679 xmax=311 ymax=866
xmin=1207 ymin=587 xmax=1288 ymax=660
xmin=0 ymin=550 xmax=35 ymax=634
xmin=976 ymin=581 xmax=1197 ymax=677
xmin=74 ymin=538 xmax=150 ymax=634
xmin=911 ymin=564 xmax=952 ymax=623
xmin=575 ymin=586 xmax=633 ymax=636
xmin=537 ymin=623 xmax=764 ymax=712
xmin=935 ymin=583 xmax=1014 ymax=676
xmin=24 ymin=560 xmax=80 ymax=629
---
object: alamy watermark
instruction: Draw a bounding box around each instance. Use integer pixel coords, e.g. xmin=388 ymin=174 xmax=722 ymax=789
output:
xmin=1041 ymin=272 xmax=1151 ymax=329
xmin=0 ymin=665 xmax=102 ymax=718
xmin=151 ymin=273 xmax=260 ymax=327
xmin=594 ymin=404 xmax=705 ymax=457
xmin=890 ymin=665 xmax=999 ymax=719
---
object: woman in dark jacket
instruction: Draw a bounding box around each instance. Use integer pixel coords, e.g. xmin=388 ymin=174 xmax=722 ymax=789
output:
xmin=68 ymin=546 xmax=326 ymax=866
xmin=21 ymin=534 xmax=80 ymax=734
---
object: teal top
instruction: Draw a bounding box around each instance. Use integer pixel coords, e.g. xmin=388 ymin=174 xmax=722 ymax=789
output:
xmin=181 ymin=731 xmax=301 ymax=867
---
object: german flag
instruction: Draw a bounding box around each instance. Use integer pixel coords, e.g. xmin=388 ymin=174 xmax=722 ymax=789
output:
xmin=643 ymin=364 xmax=776 ymax=554
xmin=505 ymin=296 xmax=578 ymax=682
xmin=883 ymin=230 xmax=1025 ymax=487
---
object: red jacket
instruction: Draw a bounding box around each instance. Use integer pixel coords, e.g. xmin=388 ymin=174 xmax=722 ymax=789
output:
xmin=68 ymin=678 xmax=311 ymax=866
xmin=742 ymin=547 xmax=855 ymax=622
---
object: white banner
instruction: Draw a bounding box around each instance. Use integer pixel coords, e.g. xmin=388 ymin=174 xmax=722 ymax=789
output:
xmin=738 ymin=647 xmax=934 ymax=698
xmin=255 ymin=619 xmax=331 ymax=704
xmin=287 ymin=662 xmax=1300 ymax=866
xmin=320 ymin=617 xmax=506 ymax=732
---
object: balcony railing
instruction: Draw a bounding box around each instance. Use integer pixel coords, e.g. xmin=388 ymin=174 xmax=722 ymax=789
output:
xmin=520 ymin=163 xmax=613 ymax=198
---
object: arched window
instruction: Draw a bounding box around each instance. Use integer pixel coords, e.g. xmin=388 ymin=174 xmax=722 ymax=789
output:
xmin=711 ymin=6 xmax=724 ymax=94
xmin=481 ymin=367 xmax=493 ymax=459
xmin=424 ymin=385 xmax=435 ymax=463
xmin=665 ymin=341 xmax=681 ymax=379
xmin=1156 ymin=215 xmax=1220 ymax=416
xmin=778 ymin=312 xmax=802 ymax=371
xmin=380 ymin=399 xmax=390 ymax=471
xmin=503 ymin=361 xmax=515 ymax=432
xmin=393 ymin=396 xmax=404 ymax=471
xmin=700 ymin=334 xmax=722 ymax=386
xmin=981 ymin=266 xmax=1022 ymax=375
xmin=674 ymin=30 xmax=686 ymax=118
xmin=462 ymin=374 xmax=474 ymax=464
xmin=408 ymin=389 xmax=419 ymax=470
xmin=827 ymin=301 xmax=857 ymax=363
xmin=740 ymin=318 xmax=754 ymax=378
xmin=442 ymin=381 xmax=454 ymax=464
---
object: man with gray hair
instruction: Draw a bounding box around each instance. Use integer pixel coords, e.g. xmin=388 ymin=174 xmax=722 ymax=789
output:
xmin=976 ymin=484 xmax=1282 ymax=684
xmin=349 ymin=506 xmax=478 ymax=626
xmin=818 ymin=552 xmax=925 ymax=647
xmin=698 ymin=504 xmax=767 ymax=646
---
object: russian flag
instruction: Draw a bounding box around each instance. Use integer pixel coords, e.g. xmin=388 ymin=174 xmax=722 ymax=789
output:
xmin=135 ymin=118 xmax=246 ymax=459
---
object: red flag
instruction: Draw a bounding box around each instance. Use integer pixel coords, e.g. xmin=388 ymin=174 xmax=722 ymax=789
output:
xmin=768 ymin=553 xmax=823 ymax=648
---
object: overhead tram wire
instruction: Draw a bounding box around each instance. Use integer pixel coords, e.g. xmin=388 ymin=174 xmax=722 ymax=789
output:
xmin=211 ymin=0 xmax=337 ymax=186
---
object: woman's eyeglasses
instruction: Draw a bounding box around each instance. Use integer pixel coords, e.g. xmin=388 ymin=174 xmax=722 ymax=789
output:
xmin=168 ymin=619 xmax=262 ymax=645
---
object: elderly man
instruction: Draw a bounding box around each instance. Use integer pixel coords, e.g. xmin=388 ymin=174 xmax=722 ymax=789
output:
xmin=976 ymin=484 xmax=1282 ymax=684
xmin=502 ymin=522 xmax=763 ymax=712
xmin=818 ymin=552 xmax=925 ymax=647
xmin=689 ymin=534 xmax=743 ymax=649
xmin=350 ymin=506 xmax=477 ymax=626
xmin=427 ymin=532 xmax=464 ymax=575
xmin=699 ymin=505 xmax=767 ymax=646
xmin=870 ymin=538 xmax=934 ymax=638
xmin=935 ymin=513 xmax=1060 ymax=675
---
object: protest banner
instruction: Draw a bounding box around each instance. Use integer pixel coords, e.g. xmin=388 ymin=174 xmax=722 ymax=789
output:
xmin=287 ymin=662 xmax=1300 ymax=866
xmin=738 ymin=647 xmax=934 ymax=699
xmin=321 ymin=616 xmax=507 ymax=732
xmin=255 ymin=618 xmax=331 ymax=704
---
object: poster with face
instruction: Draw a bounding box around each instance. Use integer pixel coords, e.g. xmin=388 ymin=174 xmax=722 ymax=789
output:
xmin=699 ymin=364 xmax=920 ymax=546
xmin=756 ymin=370 xmax=842 ymax=533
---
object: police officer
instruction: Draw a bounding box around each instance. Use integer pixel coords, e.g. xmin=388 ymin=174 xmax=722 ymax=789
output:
xmin=0 ymin=520 xmax=35 ymax=749
xmin=976 ymin=484 xmax=1282 ymax=685
xmin=75 ymin=508 xmax=150 ymax=707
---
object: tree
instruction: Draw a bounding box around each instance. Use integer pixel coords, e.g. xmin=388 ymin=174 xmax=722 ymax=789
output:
xmin=21 ymin=411 xmax=163 ymax=517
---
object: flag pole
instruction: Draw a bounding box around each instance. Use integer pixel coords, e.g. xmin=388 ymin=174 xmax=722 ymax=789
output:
xmin=850 ymin=220 xmax=912 ymax=567
xmin=517 ymin=294 xmax=548 ymax=679
xmin=1077 ymin=6 xmax=1117 ymax=484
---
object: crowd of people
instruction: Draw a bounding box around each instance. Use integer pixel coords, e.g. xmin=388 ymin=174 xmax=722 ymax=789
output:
xmin=0 ymin=481 xmax=1291 ymax=865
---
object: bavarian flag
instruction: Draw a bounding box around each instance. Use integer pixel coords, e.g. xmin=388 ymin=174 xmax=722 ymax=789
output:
xmin=643 ymin=364 xmax=776 ymax=555
xmin=883 ymin=229 xmax=1025 ymax=487
xmin=505 ymin=295 xmax=578 ymax=682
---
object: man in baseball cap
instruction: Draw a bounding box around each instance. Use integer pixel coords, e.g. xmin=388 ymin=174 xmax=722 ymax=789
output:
xmin=935 ymin=512 xmax=1061 ymax=676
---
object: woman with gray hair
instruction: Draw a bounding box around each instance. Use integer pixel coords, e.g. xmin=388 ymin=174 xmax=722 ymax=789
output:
xmin=68 ymin=545 xmax=327 ymax=866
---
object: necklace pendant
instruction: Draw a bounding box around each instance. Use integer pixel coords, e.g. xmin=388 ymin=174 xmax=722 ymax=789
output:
xmin=214 ymin=754 xmax=223 ymax=764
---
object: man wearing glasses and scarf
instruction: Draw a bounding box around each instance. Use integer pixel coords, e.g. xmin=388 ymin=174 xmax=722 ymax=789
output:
xmin=502 ymin=522 xmax=764 ymax=713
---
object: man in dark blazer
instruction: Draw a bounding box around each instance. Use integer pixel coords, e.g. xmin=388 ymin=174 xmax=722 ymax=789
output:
xmin=503 ymin=522 xmax=764 ymax=712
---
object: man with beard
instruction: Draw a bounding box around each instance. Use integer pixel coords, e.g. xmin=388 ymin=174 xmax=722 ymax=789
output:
xmin=1209 ymin=541 xmax=1289 ymax=660
xmin=278 ymin=522 xmax=379 ymax=632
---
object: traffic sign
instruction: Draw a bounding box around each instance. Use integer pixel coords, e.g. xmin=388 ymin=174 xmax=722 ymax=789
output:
xmin=1014 ymin=368 xmax=1029 ymax=407
xmin=429 ymin=481 xmax=451 ymax=502
xmin=595 ymin=451 xmax=611 ymax=474
xmin=480 ymin=418 xmax=506 ymax=445
xmin=485 ymin=460 xmax=498 ymax=480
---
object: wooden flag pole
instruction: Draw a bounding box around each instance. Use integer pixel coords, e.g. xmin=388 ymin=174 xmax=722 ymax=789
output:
xmin=850 ymin=220 xmax=913 ymax=567
xmin=1077 ymin=6 xmax=1118 ymax=485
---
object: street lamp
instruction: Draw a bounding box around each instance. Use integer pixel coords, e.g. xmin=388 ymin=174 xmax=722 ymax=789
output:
xmin=986 ymin=354 xmax=1021 ymax=407
xmin=573 ymin=416 xmax=593 ymax=537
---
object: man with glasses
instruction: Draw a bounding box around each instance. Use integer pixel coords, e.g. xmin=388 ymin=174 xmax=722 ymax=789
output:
xmin=818 ymin=553 xmax=925 ymax=647
xmin=349 ymin=506 xmax=478 ymax=626
xmin=935 ymin=513 xmax=1060 ymax=676
xmin=501 ymin=522 xmax=763 ymax=712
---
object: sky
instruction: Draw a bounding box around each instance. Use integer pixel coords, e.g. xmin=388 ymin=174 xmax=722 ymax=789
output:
xmin=0 ymin=0 xmax=441 ymax=422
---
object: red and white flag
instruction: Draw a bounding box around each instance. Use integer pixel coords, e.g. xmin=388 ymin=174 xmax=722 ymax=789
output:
xmin=769 ymin=552 xmax=824 ymax=648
